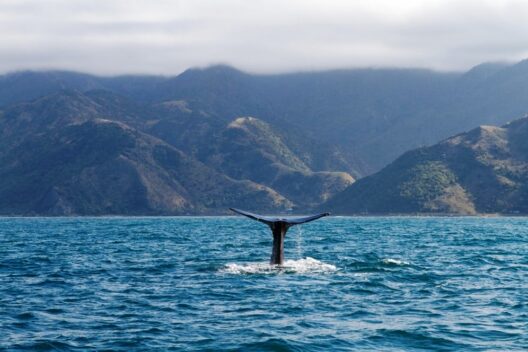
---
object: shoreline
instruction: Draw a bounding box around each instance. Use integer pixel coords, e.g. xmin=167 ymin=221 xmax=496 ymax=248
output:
xmin=0 ymin=213 xmax=526 ymax=219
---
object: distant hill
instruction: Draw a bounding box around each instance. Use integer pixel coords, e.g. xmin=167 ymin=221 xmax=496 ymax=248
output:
xmin=324 ymin=118 xmax=528 ymax=215
xmin=0 ymin=91 xmax=352 ymax=215
xmin=201 ymin=117 xmax=353 ymax=206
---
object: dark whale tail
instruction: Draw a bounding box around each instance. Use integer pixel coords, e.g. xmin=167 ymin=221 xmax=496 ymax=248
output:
xmin=229 ymin=208 xmax=330 ymax=265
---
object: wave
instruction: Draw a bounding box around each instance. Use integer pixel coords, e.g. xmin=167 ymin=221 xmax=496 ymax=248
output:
xmin=220 ymin=257 xmax=337 ymax=275
xmin=382 ymin=258 xmax=410 ymax=266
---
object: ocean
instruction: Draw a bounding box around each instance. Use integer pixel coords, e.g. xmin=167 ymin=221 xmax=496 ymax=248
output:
xmin=1 ymin=217 xmax=527 ymax=351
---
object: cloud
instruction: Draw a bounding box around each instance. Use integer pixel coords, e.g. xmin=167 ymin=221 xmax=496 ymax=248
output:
xmin=0 ymin=0 xmax=527 ymax=75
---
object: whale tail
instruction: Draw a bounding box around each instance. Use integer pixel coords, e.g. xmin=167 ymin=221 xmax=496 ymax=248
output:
xmin=229 ymin=208 xmax=330 ymax=265
xmin=229 ymin=208 xmax=329 ymax=227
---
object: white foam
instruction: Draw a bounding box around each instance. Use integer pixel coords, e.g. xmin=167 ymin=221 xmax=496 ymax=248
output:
xmin=382 ymin=258 xmax=410 ymax=266
xmin=220 ymin=257 xmax=337 ymax=275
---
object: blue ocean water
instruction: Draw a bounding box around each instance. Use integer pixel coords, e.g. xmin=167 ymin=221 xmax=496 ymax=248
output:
xmin=0 ymin=217 xmax=527 ymax=351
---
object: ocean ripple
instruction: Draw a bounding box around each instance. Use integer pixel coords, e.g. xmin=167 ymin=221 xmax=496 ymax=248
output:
xmin=0 ymin=216 xmax=527 ymax=351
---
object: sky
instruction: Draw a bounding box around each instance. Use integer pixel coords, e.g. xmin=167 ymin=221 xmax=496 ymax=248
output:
xmin=1 ymin=0 xmax=528 ymax=75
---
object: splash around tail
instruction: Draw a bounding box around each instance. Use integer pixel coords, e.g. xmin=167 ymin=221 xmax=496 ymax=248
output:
xmin=220 ymin=257 xmax=337 ymax=275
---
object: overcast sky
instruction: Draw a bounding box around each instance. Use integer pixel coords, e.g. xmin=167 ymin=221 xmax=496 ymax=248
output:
xmin=1 ymin=0 xmax=528 ymax=75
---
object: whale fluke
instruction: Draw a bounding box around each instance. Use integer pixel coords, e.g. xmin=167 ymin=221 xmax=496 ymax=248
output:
xmin=229 ymin=208 xmax=330 ymax=265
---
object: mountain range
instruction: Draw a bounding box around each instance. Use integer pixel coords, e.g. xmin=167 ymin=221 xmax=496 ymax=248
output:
xmin=3 ymin=60 xmax=528 ymax=214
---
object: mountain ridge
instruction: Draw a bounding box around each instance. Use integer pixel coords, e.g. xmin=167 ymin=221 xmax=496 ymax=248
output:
xmin=4 ymin=61 xmax=526 ymax=175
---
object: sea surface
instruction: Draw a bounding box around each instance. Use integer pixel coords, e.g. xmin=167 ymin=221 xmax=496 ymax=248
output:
xmin=1 ymin=217 xmax=527 ymax=351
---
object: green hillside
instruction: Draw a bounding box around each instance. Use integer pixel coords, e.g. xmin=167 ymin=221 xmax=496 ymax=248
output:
xmin=325 ymin=118 xmax=528 ymax=215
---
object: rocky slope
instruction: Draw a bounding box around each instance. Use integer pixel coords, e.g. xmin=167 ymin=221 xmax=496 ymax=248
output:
xmin=324 ymin=118 xmax=528 ymax=215
xmin=202 ymin=117 xmax=354 ymax=206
